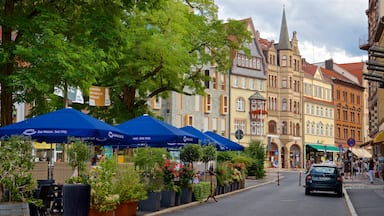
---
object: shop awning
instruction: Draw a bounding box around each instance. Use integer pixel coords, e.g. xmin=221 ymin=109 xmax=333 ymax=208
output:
xmin=307 ymin=144 xmax=340 ymax=152
xmin=351 ymin=148 xmax=372 ymax=159
xmin=374 ymin=130 xmax=384 ymax=144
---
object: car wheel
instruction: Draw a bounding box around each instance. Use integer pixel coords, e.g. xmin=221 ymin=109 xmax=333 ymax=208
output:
xmin=305 ymin=188 xmax=310 ymax=195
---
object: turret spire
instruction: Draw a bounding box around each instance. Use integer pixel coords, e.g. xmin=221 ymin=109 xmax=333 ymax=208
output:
xmin=278 ymin=7 xmax=291 ymax=50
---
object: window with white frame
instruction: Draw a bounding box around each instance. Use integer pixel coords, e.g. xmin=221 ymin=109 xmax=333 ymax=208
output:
xmin=249 ymin=79 xmax=255 ymax=90
xmin=306 ymin=121 xmax=310 ymax=134
xmin=242 ymin=77 xmax=247 ymax=89
xmin=234 ymin=119 xmax=246 ymax=133
xmin=256 ymin=58 xmax=261 ymax=70
xmin=236 ymin=97 xmax=245 ymax=111
xmin=233 ymin=76 xmax=239 ymax=87
xmin=257 ymin=80 xmax=263 ymax=91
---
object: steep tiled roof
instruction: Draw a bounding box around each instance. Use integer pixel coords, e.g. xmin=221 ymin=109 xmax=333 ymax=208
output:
xmin=302 ymin=61 xmax=317 ymax=77
xmin=258 ymin=37 xmax=272 ymax=50
xmin=337 ymin=62 xmax=364 ymax=85
xmin=320 ymin=66 xmax=351 ymax=83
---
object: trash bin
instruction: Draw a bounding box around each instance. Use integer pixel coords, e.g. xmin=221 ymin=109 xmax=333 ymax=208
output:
xmin=63 ymin=184 xmax=90 ymax=216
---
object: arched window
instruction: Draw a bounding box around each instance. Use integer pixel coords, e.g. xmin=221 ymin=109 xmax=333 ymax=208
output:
xmin=268 ymin=121 xmax=277 ymax=134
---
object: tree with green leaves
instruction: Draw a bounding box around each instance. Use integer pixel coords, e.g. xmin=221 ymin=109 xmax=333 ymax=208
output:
xmin=245 ymin=140 xmax=266 ymax=178
xmin=180 ymin=144 xmax=202 ymax=167
xmin=92 ymin=0 xmax=251 ymax=121
xmin=201 ymin=144 xmax=217 ymax=180
xmin=1 ymin=0 xmax=250 ymax=125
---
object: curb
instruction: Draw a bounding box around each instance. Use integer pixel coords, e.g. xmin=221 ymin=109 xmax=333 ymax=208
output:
xmin=343 ymin=186 xmax=358 ymax=216
xmin=143 ymin=177 xmax=280 ymax=216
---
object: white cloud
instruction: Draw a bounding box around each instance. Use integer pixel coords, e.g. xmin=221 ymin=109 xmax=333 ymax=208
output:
xmin=216 ymin=0 xmax=368 ymax=64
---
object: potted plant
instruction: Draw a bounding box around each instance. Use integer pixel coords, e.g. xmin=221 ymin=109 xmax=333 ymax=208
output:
xmin=0 ymin=136 xmax=42 ymax=215
xmin=63 ymin=140 xmax=92 ymax=216
xmin=134 ymin=147 xmax=167 ymax=212
xmin=113 ymin=165 xmax=147 ymax=216
xmin=179 ymin=144 xmax=201 ymax=204
xmin=178 ymin=163 xmax=194 ymax=204
xmin=88 ymin=157 xmax=120 ymax=216
xmin=160 ymin=159 xmax=179 ymax=207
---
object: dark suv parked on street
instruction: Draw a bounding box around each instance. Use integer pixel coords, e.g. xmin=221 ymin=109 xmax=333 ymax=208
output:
xmin=305 ymin=163 xmax=343 ymax=197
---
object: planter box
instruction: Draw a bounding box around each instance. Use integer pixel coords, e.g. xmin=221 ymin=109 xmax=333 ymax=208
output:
xmin=138 ymin=192 xmax=161 ymax=212
xmin=63 ymin=184 xmax=90 ymax=216
xmin=160 ymin=190 xmax=175 ymax=207
xmin=88 ymin=209 xmax=114 ymax=216
xmin=115 ymin=201 xmax=138 ymax=216
xmin=180 ymin=187 xmax=192 ymax=204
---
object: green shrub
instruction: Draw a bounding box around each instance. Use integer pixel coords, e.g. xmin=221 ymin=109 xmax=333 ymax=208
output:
xmin=192 ymin=181 xmax=211 ymax=202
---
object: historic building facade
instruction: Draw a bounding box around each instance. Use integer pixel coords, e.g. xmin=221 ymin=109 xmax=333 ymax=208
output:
xmin=228 ymin=18 xmax=267 ymax=147
xmin=302 ymin=63 xmax=335 ymax=164
xmin=155 ymin=63 xmax=229 ymax=135
xmin=259 ymin=9 xmax=304 ymax=168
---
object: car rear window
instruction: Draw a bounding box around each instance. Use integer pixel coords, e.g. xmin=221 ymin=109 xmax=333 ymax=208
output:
xmin=311 ymin=166 xmax=336 ymax=174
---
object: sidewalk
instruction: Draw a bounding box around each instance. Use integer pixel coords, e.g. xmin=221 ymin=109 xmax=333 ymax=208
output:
xmin=139 ymin=172 xmax=278 ymax=216
xmin=343 ymin=173 xmax=384 ymax=216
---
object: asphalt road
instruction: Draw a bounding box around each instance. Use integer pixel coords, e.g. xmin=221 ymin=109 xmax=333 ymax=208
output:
xmin=160 ymin=172 xmax=348 ymax=216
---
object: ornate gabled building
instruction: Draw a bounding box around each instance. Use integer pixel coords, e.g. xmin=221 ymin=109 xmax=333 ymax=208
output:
xmin=260 ymin=8 xmax=304 ymax=168
xmin=228 ymin=18 xmax=267 ymax=147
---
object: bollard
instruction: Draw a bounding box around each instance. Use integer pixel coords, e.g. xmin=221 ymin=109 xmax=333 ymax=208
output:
xmin=277 ymin=170 xmax=280 ymax=186
xmin=299 ymin=171 xmax=302 ymax=186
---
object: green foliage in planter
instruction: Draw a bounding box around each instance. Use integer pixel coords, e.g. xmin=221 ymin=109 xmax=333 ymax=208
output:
xmin=180 ymin=144 xmax=202 ymax=166
xmin=216 ymin=151 xmax=237 ymax=163
xmin=134 ymin=147 xmax=167 ymax=192
xmin=113 ymin=165 xmax=147 ymax=202
xmin=0 ymin=136 xmax=41 ymax=206
xmin=192 ymin=182 xmax=211 ymax=202
xmin=67 ymin=140 xmax=91 ymax=179
xmin=245 ymin=141 xmax=266 ymax=178
xmin=179 ymin=164 xmax=194 ymax=188
xmin=89 ymin=157 xmax=119 ymax=212
xmin=231 ymin=155 xmax=252 ymax=176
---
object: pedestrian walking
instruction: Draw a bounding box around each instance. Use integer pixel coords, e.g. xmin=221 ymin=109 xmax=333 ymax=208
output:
xmin=368 ymin=157 xmax=375 ymax=184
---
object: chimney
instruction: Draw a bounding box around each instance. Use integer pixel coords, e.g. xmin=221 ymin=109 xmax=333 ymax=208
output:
xmin=325 ymin=59 xmax=333 ymax=70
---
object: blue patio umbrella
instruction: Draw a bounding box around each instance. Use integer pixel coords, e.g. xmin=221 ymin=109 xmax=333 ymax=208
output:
xmin=0 ymin=107 xmax=129 ymax=145
xmin=204 ymin=131 xmax=244 ymax=151
xmin=179 ymin=126 xmax=217 ymax=146
xmin=116 ymin=114 xmax=198 ymax=148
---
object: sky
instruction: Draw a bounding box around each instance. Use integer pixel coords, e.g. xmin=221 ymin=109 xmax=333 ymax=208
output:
xmin=215 ymin=0 xmax=368 ymax=64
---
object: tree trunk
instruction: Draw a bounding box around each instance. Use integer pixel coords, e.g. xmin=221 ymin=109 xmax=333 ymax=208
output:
xmin=122 ymin=85 xmax=136 ymax=114
xmin=1 ymin=0 xmax=15 ymax=126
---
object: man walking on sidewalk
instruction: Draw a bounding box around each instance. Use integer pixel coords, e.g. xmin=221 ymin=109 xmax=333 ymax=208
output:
xmin=368 ymin=157 xmax=376 ymax=184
